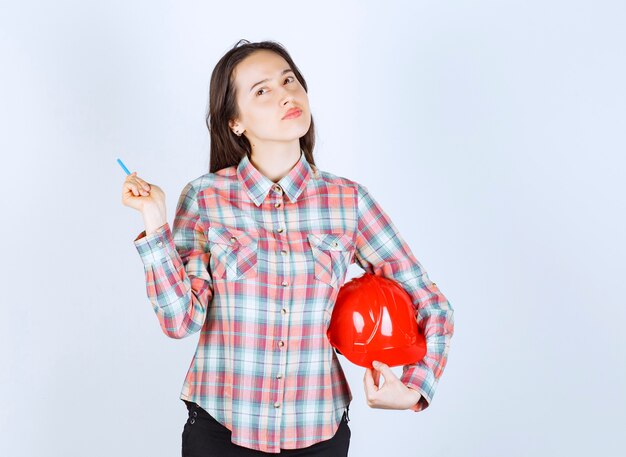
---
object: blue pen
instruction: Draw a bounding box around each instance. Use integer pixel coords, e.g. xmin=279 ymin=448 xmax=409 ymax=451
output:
xmin=117 ymin=158 xmax=132 ymax=175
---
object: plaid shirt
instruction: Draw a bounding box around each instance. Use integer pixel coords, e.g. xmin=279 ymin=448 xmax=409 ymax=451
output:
xmin=133 ymin=150 xmax=454 ymax=453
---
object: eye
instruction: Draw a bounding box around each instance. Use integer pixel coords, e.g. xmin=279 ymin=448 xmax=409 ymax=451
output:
xmin=255 ymin=76 xmax=296 ymax=96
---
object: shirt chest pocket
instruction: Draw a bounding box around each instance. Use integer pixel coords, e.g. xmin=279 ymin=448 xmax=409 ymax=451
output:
xmin=207 ymin=226 xmax=259 ymax=280
xmin=306 ymin=232 xmax=355 ymax=289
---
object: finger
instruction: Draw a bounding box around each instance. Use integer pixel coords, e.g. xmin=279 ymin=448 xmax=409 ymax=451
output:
xmin=131 ymin=181 xmax=149 ymax=196
xmin=373 ymin=361 xmax=397 ymax=382
xmin=125 ymin=174 xmax=141 ymax=187
xmin=125 ymin=184 xmax=138 ymax=197
xmin=134 ymin=176 xmax=151 ymax=191
xmin=367 ymin=363 xmax=381 ymax=386
xmin=373 ymin=369 xmax=381 ymax=387
xmin=364 ymin=368 xmax=378 ymax=393
xmin=137 ymin=181 xmax=151 ymax=192
xmin=128 ymin=184 xmax=146 ymax=197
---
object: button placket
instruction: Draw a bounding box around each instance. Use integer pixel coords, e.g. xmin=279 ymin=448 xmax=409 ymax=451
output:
xmin=275 ymin=335 xmax=286 ymax=409
xmin=272 ymin=185 xmax=288 ymax=416
xmin=272 ymin=184 xmax=285 ymax=233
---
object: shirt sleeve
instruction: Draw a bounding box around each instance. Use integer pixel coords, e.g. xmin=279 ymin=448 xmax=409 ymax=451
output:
xmin=353 ymin=183 xmax=455 ymax=412
xmin=133 ymin=181 xmax=214 ymax=339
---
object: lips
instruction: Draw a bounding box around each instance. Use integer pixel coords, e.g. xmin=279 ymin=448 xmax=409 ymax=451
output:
xmin=282 ymin=108 xmax=302 ymax=120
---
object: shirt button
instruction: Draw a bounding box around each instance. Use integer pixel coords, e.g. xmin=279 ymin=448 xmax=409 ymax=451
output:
xmin=230 ymin=236 xmax=237 ymax=243
xmin=273 ymin=185 xmax=283 ymax=194
xmin=278 ymin=340 xmax=285 ymax=347
xmin=156 ymin=241 xmax=163 ymax=247
xmin=277 ymin=227 xmax=284 ymax=233
xmin=281 ymin=308 xmax=287 ymax=315
xmin=276 ymin=374 xmax=282 ymax=379
xmin=280 ymin=249 xmax=288 ymax=255
xmin=332 ymin=241 xmax=338 ymax=247
xmin=274 ymin=401 xmax=281 ymax=408
xmin=281 ymin=281 xmax=288 ymax=287
xmin=274 ymin=202 xmax=281 ymax=208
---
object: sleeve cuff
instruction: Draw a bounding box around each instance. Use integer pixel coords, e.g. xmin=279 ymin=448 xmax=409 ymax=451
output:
xmin=401 ymin=363 xmax=437 ymax=412
xmin=133 ymin=223 xmax=174 ymax=265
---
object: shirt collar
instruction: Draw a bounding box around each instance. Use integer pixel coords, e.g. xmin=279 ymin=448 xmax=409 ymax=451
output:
xmin=237 ymin=149 xmax=317 ymax=206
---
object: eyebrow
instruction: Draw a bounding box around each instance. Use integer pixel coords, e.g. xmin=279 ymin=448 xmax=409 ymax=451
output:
xmin=249 ymin=68 xmax=294 ymax=93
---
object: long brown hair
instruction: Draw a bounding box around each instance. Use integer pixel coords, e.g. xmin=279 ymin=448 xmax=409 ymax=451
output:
xmin=206 ymin=39 xmax=317 ymax=174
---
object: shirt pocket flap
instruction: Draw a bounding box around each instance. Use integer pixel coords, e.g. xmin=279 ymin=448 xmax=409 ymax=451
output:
xmin=208 ymin=226 xmax=258 ymax=247
xmin=307 ymin=232 xmax=354 ymax=252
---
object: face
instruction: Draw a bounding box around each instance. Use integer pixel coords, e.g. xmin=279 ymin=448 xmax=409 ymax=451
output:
xmin=229 ymin=50 xmax=311 ymax=145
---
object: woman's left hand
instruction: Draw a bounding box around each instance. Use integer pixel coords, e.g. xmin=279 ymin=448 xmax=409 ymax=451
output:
xmin=363 ymin=360 xmax=422 ymax=410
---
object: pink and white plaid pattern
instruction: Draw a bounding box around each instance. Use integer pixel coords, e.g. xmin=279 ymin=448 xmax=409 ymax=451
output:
xmin=133 ymin=150 xmax=454 ymax=453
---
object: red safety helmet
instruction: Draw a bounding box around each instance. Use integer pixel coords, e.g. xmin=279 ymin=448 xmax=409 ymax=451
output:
xmin=327 ymin=273 xmax=427 ymax=368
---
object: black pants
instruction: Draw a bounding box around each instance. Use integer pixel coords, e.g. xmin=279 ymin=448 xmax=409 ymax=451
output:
xmin=182 ymin=400 xmax=351 ymax=456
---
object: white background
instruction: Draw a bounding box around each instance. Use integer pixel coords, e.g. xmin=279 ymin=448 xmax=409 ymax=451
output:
xmin=1 ymin=1 xmax=624 ymax=456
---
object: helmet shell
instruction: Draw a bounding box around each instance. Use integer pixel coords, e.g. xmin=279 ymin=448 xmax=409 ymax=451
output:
xmin=327 ymin=273 xmax=427 ymax=368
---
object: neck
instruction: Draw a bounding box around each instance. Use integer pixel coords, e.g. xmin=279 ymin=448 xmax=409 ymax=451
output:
xmin=249 ymin=142 xmax=301 ymax=183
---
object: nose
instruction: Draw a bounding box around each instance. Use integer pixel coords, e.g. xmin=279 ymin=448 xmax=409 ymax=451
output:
xmin=280 ymin=88 xmax=295 ymax=106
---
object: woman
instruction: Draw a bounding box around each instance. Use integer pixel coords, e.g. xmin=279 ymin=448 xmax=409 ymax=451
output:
xmin=122 ymin=39 xmax=454 ymax=456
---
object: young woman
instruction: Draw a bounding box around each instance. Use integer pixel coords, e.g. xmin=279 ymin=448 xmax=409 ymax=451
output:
xmin=122 ymin=39 xmax=454 ymax=456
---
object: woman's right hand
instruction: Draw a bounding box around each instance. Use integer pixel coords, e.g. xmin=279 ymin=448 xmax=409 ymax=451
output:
xmin=122 ymin=171 xmax=165 ymax=213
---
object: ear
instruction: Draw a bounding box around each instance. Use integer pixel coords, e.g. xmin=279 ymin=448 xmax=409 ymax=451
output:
xmin=228 ymin=119 xmax=242 ymax=131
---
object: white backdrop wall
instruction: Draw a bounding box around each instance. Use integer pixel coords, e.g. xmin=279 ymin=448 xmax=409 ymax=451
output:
xmin=0 ymin=1 xmax=624 ymax=456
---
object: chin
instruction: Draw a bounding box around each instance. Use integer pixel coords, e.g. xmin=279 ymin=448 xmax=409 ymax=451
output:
xmin=297 ymin=115 xmax=312 ymax=134
xmin=281 ymin=121 xmax=310 ymax=137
